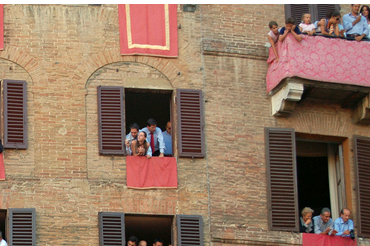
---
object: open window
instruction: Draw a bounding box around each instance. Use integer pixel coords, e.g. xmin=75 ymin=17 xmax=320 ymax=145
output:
xmin=97 ymin=86 xmax=205 ymax=158
xmin=265 ymin=128 xmax=352 ymax=232
xmin=98 ymin=212 xmax=203 ymax=246
xmin=0 ymin=208 xmax=36 ymax=245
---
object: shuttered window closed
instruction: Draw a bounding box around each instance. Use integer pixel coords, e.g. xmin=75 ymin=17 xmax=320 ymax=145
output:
xmin=176 ymin=89 xmax=204 ymax=158
xmin=98 ymin=86 xmax=125 ymax=155
xmin=8 ymin=208 xmax=36 ymax=246
xmin=265 ymin=128 xmax=298 ymax=231
xmin=98 ymin=212 xmax=125 ymax=246
xmin=3 ymin=80 xmax=28 ymax=149
xmin=285 ymin=4 xmax=340 ymax=25
xmin=354 ymin=136 xmax=370 ymax=238
xmin=177 ymin=215 xmax=203 ymax=246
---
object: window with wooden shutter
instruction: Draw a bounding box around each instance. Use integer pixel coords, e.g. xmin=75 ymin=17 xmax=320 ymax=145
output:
xmin=354 ymin=136 xmax=370 ymax=238
xmin=177 ymin=215 xmax=203 ymax=246
xmin=265 ymin=128 xmax=298 ymax=231
xmin=98 ymin=86 xmax=125 ymax=155
xmin=8 ymin=208 xmax=36 ymax=246
xmin=3 ymin=80 xmax=27 ymax=149
xmin=285 ymin=4 xmax=340 ymax=25
xmin=98 ymin=212 xmax=125 ymax=246
xmin=176 ymin=89 xmax=204 ymax=158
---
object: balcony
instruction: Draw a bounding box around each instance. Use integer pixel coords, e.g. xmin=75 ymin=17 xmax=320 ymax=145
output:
xmin=266 ymin=34 xmax=370 ymax=124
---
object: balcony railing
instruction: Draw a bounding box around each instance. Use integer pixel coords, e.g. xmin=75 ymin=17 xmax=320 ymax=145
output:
xmin=266 ymin=33 xmax=370 ymax=93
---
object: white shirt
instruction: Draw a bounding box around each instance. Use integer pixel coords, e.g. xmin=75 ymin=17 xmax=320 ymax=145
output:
xmin=0 ymin=239 xmax=8 ymax=246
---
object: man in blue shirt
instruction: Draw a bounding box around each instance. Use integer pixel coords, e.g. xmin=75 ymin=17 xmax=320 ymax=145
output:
xmin=343 ymin=4 xmax=370 ymax=41
xmin=334 ymin=208 xmax=354 ymax=237
xmin=125 ymin=123 xmax=139 ymax=155
xmin=313 ymin=207 xmax=337 ymax=235
xmin=162 ymin=121 xmax=172 ymax=156
xmin=141 ymin=118 xmax=165 ymax=157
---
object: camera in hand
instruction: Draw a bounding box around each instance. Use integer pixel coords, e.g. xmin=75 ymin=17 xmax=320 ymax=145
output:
xmin=350 ymin=229 xmax=355 ymax=239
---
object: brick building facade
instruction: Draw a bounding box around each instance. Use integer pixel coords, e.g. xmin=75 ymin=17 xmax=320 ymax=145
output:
xmin=0 ymin=4 xmax=369 ymax=246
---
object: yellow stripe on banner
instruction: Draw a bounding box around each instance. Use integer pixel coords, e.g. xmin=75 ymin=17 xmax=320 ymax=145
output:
xmin=126 ymin=4 xmax=170 ymax=50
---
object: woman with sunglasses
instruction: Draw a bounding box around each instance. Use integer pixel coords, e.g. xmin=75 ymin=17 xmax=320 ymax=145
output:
xmin=318 ymin=10 xmax=342 ymax=37
xmin=360 ymin=5 xmax=370 ymax=39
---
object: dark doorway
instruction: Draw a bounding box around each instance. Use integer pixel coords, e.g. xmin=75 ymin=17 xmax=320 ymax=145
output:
xmin=0 ymin=210 xmax=6 ymax=241
xmin=125 ymin=89 xmax=172 ymax=134
xmin=297 ymin=156 xmax=331 ymax=217
xmin=125 ymin=214 xmax=173 ymax=246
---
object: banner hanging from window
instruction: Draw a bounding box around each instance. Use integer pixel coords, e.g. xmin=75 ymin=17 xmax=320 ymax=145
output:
xmin=118 ymin=4 xmax=178 ymax=57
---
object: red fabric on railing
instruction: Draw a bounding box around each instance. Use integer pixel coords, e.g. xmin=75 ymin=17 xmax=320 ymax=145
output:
xmin=266 ymin=34 xmax=370 ymax=93
xmin=118 ymin=4 xmax=178 ymax=57
xmin=0 ymin=153 xmax=5 ymax=180
xmin=302 ymin=233 xmax=356 ymax=246
xmin=126 ymin=156 xmax=177 ymax=189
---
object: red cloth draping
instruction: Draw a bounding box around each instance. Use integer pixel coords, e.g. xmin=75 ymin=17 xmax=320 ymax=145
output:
xmin=0 ymin=153 xmax=5 ymax=180
xmin=266 ymin=34 xmax=370 ymax=93
xmin=126 ymin=156 xmax=177 ymax=189
xmin=118 ymin=4 xmax=178 ymax=57
xmin=302 ymin=233 xmax=356 ymax=246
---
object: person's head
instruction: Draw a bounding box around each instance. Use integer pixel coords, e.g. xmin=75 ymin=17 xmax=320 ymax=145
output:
xmin=361 ymin=5 xmax=370 ymax=19
xmin=285 ymin=18 xmax=295 ymax=31
xmin=340 ymin=208 xmax=351 ymax=223
xmin=330 ymin=10 xmax=341 ymax=23
xmin=0 ymin=230 xmax=3 ymax=239
xmin=166 ymin=121 xmax=171 ymax=135
xmin=301 ymin=207 xmax=314 ymax=222
xmin=128 ymin=236 xmax=139 ymax=246
xmin=146 ymin=118 xmax=157 ymax=133
xmin=130 ymin=123 xmax=140 ymax=139
xmin=269 ymin=21 xmax=279 ymax=34
xmin=138 ymin=131 xmax=147 ymax=142
xmin=302 ymin=13 xmax=312 ymax=24
xmin=139 ymin=240 xmax=147 ymax=246
xmin=153 ymin=238 xmax=164 ymax=246
xmin=320 ymin=207 xmax=331 ymax=223
xmin=352 ymin=4 xmax=361 ymax=14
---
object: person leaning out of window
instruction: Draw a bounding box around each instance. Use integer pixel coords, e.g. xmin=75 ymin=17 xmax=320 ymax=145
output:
xmin=300 ymin=207 xmax=315 ymax=233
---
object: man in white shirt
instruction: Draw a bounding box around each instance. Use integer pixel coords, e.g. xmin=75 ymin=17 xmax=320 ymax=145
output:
xmin=0 ymin=231 xmax=7 ymax=246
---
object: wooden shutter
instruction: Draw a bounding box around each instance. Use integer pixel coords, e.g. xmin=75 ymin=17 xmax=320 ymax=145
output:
xmin=3 ymin=80 xmax=27 ymax=149
xmin=98 ymin=212 xmax=125 ymax=246
xmin=98 ymin=86 xmax=125 ymax=155
xmin=354 ymin=136 xmax=370 ymax=238
xmin=177 ymin=215 xmax=203 ymax=246
xmin=265 ymin=128 xmax=298 ymax=231
xmin=313 ymin=4 xmax=340 ymax=21
xmin=176 ymin=89 xmax=204 ymax=158
xmin=284 ymin=4 xmax=310 ymax=25
xmin=8 ymin=208 xmax=36 ymax=246
xmin=285 ymin=4 xmax=340 ymax=24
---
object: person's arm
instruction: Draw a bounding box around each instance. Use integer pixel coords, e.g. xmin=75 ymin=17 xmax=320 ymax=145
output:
xmin=131 ymin=140 xmax=139 ymax=156
xmin=279 ymin=28 xmax=289 ymax=42
xmin=157 ymin=129 xmax=165 ymax=157
xmin=334 ymin=24 xmax=340 ymax=37
xmin=146 ymin=142 xmax=152 ymax=159
xmin=319 ymin=20 xmax=331 ymax=35
xmin=268 ymin=35 xmax=279 ymax=62
xmin=334 ymin=220 xmax=343 ymax=236
xmin=343 ymin=14 xmax=354 ymax=32
xmin=291 ymin=26 xmax=302 ymax=42
xmin=352 ymin=14 xmax=362 ymax=27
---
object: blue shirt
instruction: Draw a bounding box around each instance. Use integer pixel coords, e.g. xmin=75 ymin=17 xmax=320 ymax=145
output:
xmin=279 ymin=26 xmax=302 ymax=35
xmin=334 ymin=217 xmax=354 ymax=237
xmin=343 ymin=13 xmax=370 ymax=36
xmin=125 ymin=133 xmax=136 ymax=155
xmin=141 ymin=127 xmax=165 ymax=154
xmin=162 ymin=131 xmax=172 ymax=155
xmin=313 ymin=215 xmax=334 ymax=234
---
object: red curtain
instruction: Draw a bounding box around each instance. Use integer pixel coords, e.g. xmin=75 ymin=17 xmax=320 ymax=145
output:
xmin=302 ymin=233 xmax=356 ymax=246
xmin=0 ymin=153 xmax=5 ymax=180
xmin=118 ymin=4 xmax=178 ymax=57
xmin=126 ymin=156 xmax=177 ymax=189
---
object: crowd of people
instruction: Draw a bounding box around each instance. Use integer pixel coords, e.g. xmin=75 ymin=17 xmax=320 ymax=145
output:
xmin=300 ymin=207 xmax=355 ymax=238
xmin=268 ymin=4 xmax=370 ymax=62
xmin=125 ymin=118 xmax=172 ymax=158
xmin=127 ymin=236 xmax=165 ymax=246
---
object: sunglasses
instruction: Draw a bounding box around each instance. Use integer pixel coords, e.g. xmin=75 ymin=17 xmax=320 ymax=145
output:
xmin=336 ymin=17 xmax=341 ymax=21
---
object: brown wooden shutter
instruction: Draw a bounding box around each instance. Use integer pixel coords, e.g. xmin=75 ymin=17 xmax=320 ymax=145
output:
xmin=354 ymin=136 xmax=370 ymax=238
xmin=265 ymin=128 xmax=298 ymax=231
xmin=177 ymin=215 xmax=203 ymax=246
xmin=8 ymin=208 xmax=36 ymax=246
xmin=3 ymin=80 xmax=27 ymax=149
xmin=284 ymin=4 xmax=310 ymax=25
xmin=98 ymin=86 xmax=125 ymax=155
xmin=313 ymin=4 xmax=340 ymax=21
xmin=176 ymin=89 xmax=204 ymax=158
xmin=98 ymin=212 xmax=125 ymax=246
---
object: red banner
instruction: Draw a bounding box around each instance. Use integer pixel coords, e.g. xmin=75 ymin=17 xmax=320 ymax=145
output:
xmin=126 ymin=156 xmax=177 ymax=189
xmin=0 ymin=4 xmax=3 ymax=50
xmin=0 ymin=153 xmax=5 ymax=180
xmin=302 ymin=233 xmax=356 ymax=246
xmin=118 ymin=4 xmax=178 ymax=57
